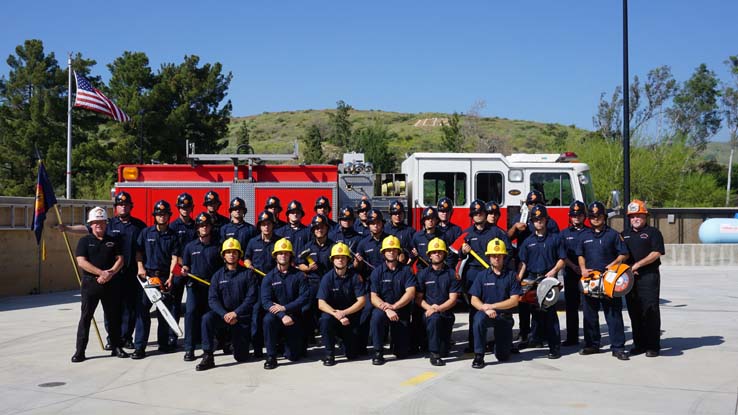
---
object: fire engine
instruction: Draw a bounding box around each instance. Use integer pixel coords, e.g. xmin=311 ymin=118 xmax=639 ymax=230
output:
xmin=115 ymin=141 xmax=595 ymax=230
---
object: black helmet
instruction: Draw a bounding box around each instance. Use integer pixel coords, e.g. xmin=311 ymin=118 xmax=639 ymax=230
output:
xmin=152 ymin=200 xmax=172 ymax=216
xmin=176 ymin=193 xmax=194 ymax=209
xmin=437 ymin=197 xmax=453 ymax=213
xmin=314 ymin=196 xmax=331 ymax=212
xmin=229 ymin=197 xmax=246 ymax=212
xmin=588 ymin=201 xmax=606 ymax=218
xmin=195 ymin=212 xmax=212 ymax=226
xmin=203 ymin=190 xmax=221 ymax=207
xmin=485 ymin=201 xmax=501 ymax=214
xmin=338 ymin=206 xmax=355 ymax=221
xmin=356 ymin=198 xmax=372 ymax=213
xmin=256 ymin=210 xmax=276 ymax=225
xmin=366 ymin=208 xmax=384 ymax=224
xmin=264 ymin=196 xmax=282 ymax=212
xmin=469 ymin=199 xmax=486 ymax=217
xmin=310 ymin=214 xmax=329 ymax=230
xmin=569 ymin=200 xmax=586 ymax=217
xmin=114 ymin=191 xmax=133 ymax=206
xmin=526 ymin=190 xmax=544 ymax=205
xmin=287 ymin=200 xmax=305 ymax=214
xmin=388 ymin=200 xmax=405 ymax=215
xmin=421 ymin=206 xmax=439 ymax=220
xmin=530 ymin=204 xmax=548 ymax=219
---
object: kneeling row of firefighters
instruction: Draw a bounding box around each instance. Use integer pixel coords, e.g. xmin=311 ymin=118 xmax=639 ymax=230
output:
xmin=70 ymin=190 xmax=664 ymax=371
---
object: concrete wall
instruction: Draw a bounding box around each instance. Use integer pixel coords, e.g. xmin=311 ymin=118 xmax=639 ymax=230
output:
xmin=662 ymin=244 xmax=738 ymax=266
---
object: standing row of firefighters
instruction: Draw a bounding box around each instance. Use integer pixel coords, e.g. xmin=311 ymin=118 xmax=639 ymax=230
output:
xmin=67 ymin=188 xmax=664 ymax=370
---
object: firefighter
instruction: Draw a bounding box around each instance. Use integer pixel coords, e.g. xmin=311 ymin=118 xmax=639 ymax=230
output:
xmin=195 ymin=238 xmax=259 ymax=371
xmin=296 ymin=214 xmax=335 ymax=348
xmin=264 ymin=195 xmax=287 ymax=230
xmin=275 ymin=199 xmax=309 ymax=252
xmin=168 ymin=192 xmax=198 ymax=349
xmin=559 ymin=200 xmax=588 ymax=346
xmin=436 ymin=197 xmax=462 ymax=245
xmin=220 ymin=197 xmax=257 ymax=248
xmin=622 ymin=199 xmax=665 ymax=358
xmin=461 ymin=199 xmax=512 ymax=352
xmin=485 ymin=201 xmax=502 ymax=228
xmin=329 ymin=206 xmax=363 ymax=250
xmin=203 ymin=190 xmax=229 ymax=237
xmin=71 ymin=207 xmax=127 ymax=362
xmin=385 ymin=200 xmax=414 ymax=262
xmin=314 ymin=195 xmax=337 ymax=229
xmin=415 ymin=238 xmax=461 ymax=366
xmin=180 ymin=212 xmax=221 ymax=362
xmin=132 ymin=200 xmax=181 ymax=359
xmin=354 ymin=209 xmax=390 ymax=277
xmin=353 ymin=198 xmax=373 ymax=236
xmin=261 ymin=238 xmax=310 ymax=369
xmin=317 ymin=242 xmax=366 ymax=366
xmin=369 ymin=235 xmax=417 ymax=365
xmin=57 ymin=191 xmax=146 ymax=350
xmin=244 ymin=211 xmax=278 ymax=276
xmin=576 ymin=201 xmax=630 ymax=360
xmin=516 ymin=205 xmax=565 ymax=358
xmin=469 ymin=239 xmax=522 ymax=369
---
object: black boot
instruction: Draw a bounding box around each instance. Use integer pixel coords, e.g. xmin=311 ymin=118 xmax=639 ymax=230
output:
xmin=322 ymin=354 xmax=336 ymax=367
xmin=430 ymin=353 xmax=445 ymax=367
xmin=131 ymin=349 xmax=146 ymax=360
xmin=183 ymin=350 xmax=196 ymax=361
xmin=71 ymin=352 xmax=86 ymax=363
xmin=196 ymin=352 xmax=215 ymax=371
xmin=111 ymin=347 xmax=130 ymax=358
xmin=472 ymin=353 xmax=485 ymax=369
xmin=372 ymin=351 xmax=385 ymax=366
xmin=264 ymin=356 xmax=278 ymax=370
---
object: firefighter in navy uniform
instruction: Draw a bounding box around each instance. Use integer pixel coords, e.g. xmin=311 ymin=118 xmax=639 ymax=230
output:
xmin=576 ymin=201 xmax=630 ymax=360
xmin=264 ymin=196 xmax=288 ymax=231
xmin=329 ymin=206 xmax=363 ymax=250
xmin=469 ymin=239 xmax=522 ymax=369
xmin=385 ymin=200 xmax=415 ymax=262
xmin=622 ymin=200 xmax=665 ymax=358
xmin=168 ymin=192 xmax=198 ymax=349
xmin=72 ymin=207 xmax=127 ymax=362
xmin=559 ymin=200 xmax=588 ymax=346
xmin=436 ymin=197 xmax=462 ymax=245
xmin=220 ymin=197 xmax=257 ymax=247
xmin=132 ymin=200 xmax=181 ymax=359
xmin=517 ymin=205 xmax=566 ymax=358
xmin=203 ymin=191 xmax=229 ymax=237
xmin=353 ymin=198 xmax=372 ymax=237
xmin=180 ymin=212 xmax=222 ymax=362
xmin=369 ymin=235 xmax=417 ymax=365
xmin=415 ymin=237 xmax=461 ymax=366
xmin=314 ymin=195 xmax=337 ymax=230
xmin=195 ymin=238 xmax=259 ymax=371
xmin=275 ymin=200 xmax=309 ymax=251
xmin=261 ymin=238 xmax=310 ymax=370
xmin=317 ymin=243 xmax=366 ymax=366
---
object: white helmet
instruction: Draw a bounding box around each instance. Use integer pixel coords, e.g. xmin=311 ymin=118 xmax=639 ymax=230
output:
xmin=87 ymin=206 xmax=108 ymax=223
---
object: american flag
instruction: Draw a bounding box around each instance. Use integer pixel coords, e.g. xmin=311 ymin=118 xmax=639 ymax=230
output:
xmin=73 ymin=72 xmax=131 ymax=122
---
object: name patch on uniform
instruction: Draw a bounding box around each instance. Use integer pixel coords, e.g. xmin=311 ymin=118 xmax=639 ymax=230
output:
xmin=424 ymin=281 xmax=436 ymax=285
xmin=105 ymin=242 xmax=115 ymax=248
xmin=382 ymin=279 xmax=392 ymax=283
xmin=640 ymin=233 xmax=649 ymax=239
xmin=271 ymin=281 xmax=282 ymax=286
xmin=483 ymin=282 xmax=496 ymax=286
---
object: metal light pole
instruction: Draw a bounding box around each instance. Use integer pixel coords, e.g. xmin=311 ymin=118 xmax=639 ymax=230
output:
xmin=622 ymin=0 xmax=631 ymax=225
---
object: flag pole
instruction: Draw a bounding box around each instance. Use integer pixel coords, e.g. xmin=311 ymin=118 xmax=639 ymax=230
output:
xmin=53 ymin=205 xmax=105 ymax=351
xmin=66 ymin=53 xmax=73 ymax=199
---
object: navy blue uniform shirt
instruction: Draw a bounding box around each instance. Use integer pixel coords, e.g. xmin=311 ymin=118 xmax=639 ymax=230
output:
xmin=354 ymin=220 xmax=370 ymax=237
xmin=518 ymin=232 xmax=566 ymax=274
xmin=511 ymin=213 xmax=560 ymax=245
xmin=317 ymin=268 xmax=366 ymax=312
xmin=622 ymin=225 xmax=665 ymax=274
xmin=106 ymin=216 xmax=145 ymax=271
xmin=416 ymin=266 xmax=461 ymax=315
xmin=208 ymin=266 xmax=258 ymax=321
xmin=369 ymin=262 xmax=416 ymax=310
xmin=386 ymin=222 xmax=415 ymax=254
xmin=469 ymin=268 xmax=522 ymax=315
xmin=560 ymin=225 xmax=589 ymax=264
xmin=438 ymin=221 xmax=463 ymax=246
xmin=170 ymin=217 xmax=198 ymax=248
xmin=221 ymin=221 xmax=258 ymax=247
xmin=208 ymin=212 xmax=230 ymax=237
xmin=576 ymin=226 xmax=629 ymax=272
xmin=260 ymin=267 xmax=310 ymax=319
xmin=244 ymin=234 xmax=277 ymax=274
xmin=463 ymin=224 xmax=511 ymax=269
xmin=275 ymin=223 xmax=309 ymax=253
xmin=412 ymin=229 xmax=454 ymax=269
xmin=329 ymin=225 xmax=363 ymax=251
xmin=296 ymin=237 xmax=334 ymax=279
xmin=137 ymin=226 xmax=181 ymax=272
xmin=356 ymin=232 xmax=390 ymax=270
xmin=182 ymin=238 xmax=222 ymax=282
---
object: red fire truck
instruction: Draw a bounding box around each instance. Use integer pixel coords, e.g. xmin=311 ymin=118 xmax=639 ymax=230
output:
xmin=115 ymin=141 xmax=595 ymax=230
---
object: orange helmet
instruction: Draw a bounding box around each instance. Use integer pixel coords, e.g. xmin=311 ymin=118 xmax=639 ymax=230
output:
xmin=626 ymin=199 xmax=648 ymax=216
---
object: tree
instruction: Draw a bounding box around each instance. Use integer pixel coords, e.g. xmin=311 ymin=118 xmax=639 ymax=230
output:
xmin=440 ymin=112 xmax=462 ymax=152
xmin=301 ymin=124 xmax=325 ymax=164
xmin=327 ymin=100 xmax=352 ymax=148
xmin=667 ymin=64 xmax=722 ymax=150
xmin=636 ymin=66 xmax=677 ymax=137
xmin=234 ymin=122 xmax=252 ymax=152
xmin=593 ymin=87 xmax=623 ymax=141
xmin=722 ymin=55 xmax=738 ymax=205
xmin=351 ymin=121 xmax=398 ymax=173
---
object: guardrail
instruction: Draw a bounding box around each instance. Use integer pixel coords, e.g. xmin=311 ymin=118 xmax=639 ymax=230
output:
xmin=0 ymin=197 xmax=113 ymax=230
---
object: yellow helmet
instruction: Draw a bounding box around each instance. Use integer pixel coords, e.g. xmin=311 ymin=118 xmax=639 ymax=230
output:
xmin=221 ymin=238 xmax=243 ymax=258
xmin=380 ymin=235 xmax=402 ymax=253
xmin=426 ymin=237 xmax=447 ymax=255
xmin=330 ymin=242 xmax=352 ymax=259
xmin=272 ymin=238 xmax=294 ymax=257
xmin=485 ymin=238 xmax=508 ymax=256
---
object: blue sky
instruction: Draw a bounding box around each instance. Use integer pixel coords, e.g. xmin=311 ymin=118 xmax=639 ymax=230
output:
xmin=2 ymin=0 xmax=737 ymax=139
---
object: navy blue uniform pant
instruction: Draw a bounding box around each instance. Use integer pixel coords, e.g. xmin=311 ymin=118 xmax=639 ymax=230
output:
xmin=424 ymin=312 xmax=454 ymax=355
xmin=582 ymin=295 xmax=625 ymax=352
xmin=626 ymin=271 xmax=661 ymax=352
xmin=168 ymin=275 xmax=187 ymax=345
xmin=370 ymin=308 xmax=411 ymax=358
xmin=263 ymin=312 xmax=303 ymax=361
xmin=201 ymin=311 xmax=251 ymax=362
xmin=563 ymin=270 xmax=581 ymax=343
xmin=532 ymin=307 xmax=560 ymax=353
xmin=472 ymin=312 xmax=513 ymax=360
xmin=319 ymin=314 xmax=361 ymax=358
xmin=184 ymin=284 xmax=210 ymax=352
xmin=134 ymin=287 xmax=174 ymax=350
xmin=77 ymin=276 xmax=122 ymax=353
xmin=464 ymin=267 xmax=486 ymax=347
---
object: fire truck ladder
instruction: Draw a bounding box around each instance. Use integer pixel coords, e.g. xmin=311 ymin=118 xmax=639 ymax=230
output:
xmin=185 ymin=140 xmax=300 ymax=181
